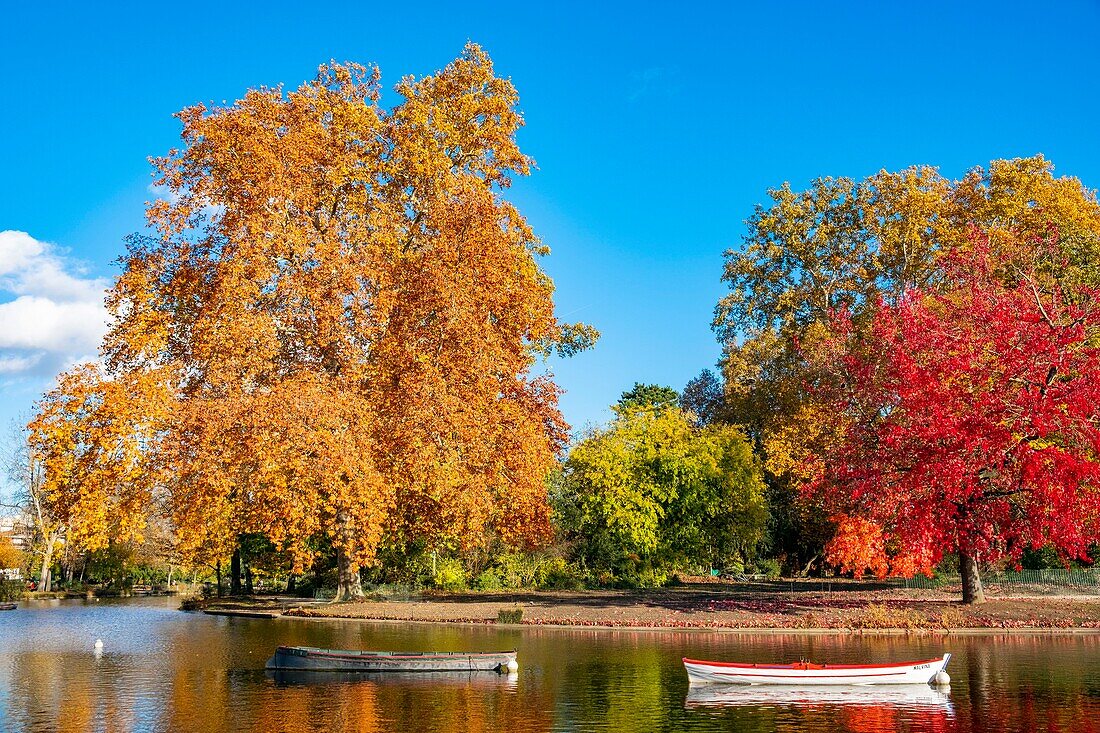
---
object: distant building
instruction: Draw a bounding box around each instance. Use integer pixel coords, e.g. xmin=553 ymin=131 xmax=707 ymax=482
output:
xmin=0 ymin=516 xmax=32 ymax=551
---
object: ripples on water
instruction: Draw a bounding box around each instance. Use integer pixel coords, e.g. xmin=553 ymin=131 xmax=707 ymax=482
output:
xmin=1 ymin=598 xmax=1099 ymax=732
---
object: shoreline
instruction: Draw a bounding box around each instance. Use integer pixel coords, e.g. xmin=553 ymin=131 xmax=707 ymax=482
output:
xmin=186 ymin=585 xmax=1100 ymax=634
xmin=271 ymin=613 xmax=1100 ymax=636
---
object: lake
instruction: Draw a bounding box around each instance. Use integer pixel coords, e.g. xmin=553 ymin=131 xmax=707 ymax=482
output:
xmin=1 ymin=597 xmax=1098 ymax=732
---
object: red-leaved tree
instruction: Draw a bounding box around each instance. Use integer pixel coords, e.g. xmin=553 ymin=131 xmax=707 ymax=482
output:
xmin=811 ymin=232 xmax=1100 ymax=603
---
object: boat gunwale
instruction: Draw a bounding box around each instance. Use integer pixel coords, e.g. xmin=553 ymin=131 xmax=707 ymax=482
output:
xmin=276 ymin=646 xmax=516 ymax=662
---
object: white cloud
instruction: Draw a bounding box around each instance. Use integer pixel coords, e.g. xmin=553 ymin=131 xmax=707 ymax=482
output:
xmin=0 ymin=353 xmax=42 ymax=374
xmin=0 ymin=231 xmax=110 ymax=380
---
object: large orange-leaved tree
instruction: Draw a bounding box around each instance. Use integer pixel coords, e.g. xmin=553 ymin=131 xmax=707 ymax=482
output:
xmin=30 ymin=44 xmax=595 ymax=600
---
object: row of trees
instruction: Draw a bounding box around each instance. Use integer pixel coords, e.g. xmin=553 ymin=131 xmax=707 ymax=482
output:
xmin=8 ymin=40 xmax=1099 ymax=603
xmin=549 ymin=156 xmax=1100 ymax=603
xmin=711 ymin=155 xmax=1100 ymax=602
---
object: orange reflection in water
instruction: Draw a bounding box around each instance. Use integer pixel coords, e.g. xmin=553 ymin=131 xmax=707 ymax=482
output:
xmin=5 ymin=602 xmax=1100 ymax=733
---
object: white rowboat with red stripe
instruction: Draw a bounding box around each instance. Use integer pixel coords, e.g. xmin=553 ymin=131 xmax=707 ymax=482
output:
xmin=683 ymin=653 xmax=952 ymax=686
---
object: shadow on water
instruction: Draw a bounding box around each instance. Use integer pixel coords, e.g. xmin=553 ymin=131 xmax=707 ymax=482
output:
xmin=683 ymin=683 xmax=954 ymax=709
xmin=2 ymin=597 xmax=1100 ymax=731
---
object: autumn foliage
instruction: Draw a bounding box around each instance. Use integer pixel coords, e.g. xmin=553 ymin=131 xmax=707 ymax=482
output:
xmin=0 ymin=536 xmax=24 ymax=572
xmin=28 ymin=44 xmax=593 ymax=599
xmin=715 ymin=156 xmax=1100 ymax=575
xmin=24 ymin=50 xmax=1100 ymax=604
xmin=811 ymin=232 xmax=1100 ymax=597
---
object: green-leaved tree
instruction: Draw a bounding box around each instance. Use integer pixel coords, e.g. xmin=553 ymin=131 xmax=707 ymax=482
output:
xmin=556 ymin=405 xmax=767 ymax=584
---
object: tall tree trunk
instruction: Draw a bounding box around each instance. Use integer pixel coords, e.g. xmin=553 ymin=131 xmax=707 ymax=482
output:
xmin=960 ymin=552 xmax=985 ymax=604
xmin=333 ymin=509 xmax=365 ymax=602
xmin=286 ymin=573 xmax=297 ymax=594
xmin=215 ymin=560 xmax=223 ymax=598
xmin=334 ymin=547 xmax=364 ymax=602
xmin=230 ymin=548 xmax=242 ymax=595
xmin=38 ymin=555 xmax=52 ymax=593
xmin=244 ymin=559 xmax=254 ymax=595
xmin=38 ymin=532 xmax=55 ymax=592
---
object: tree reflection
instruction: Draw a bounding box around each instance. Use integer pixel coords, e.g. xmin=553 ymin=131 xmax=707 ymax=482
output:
xmin=4 ymin=608 xmax=1100 ymax=732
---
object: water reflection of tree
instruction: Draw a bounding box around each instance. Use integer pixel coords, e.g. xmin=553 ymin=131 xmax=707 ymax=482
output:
xmin=7 ymin=617 xmax=1100 ymax=732
xmin=7 ymin=651 xmax=134 ymax=731
xmin=954 ymin=635 xmax=1100 ymax=733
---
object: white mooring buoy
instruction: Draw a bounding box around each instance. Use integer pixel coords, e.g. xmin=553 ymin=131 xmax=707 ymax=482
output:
xmin=505 ymin=659 xmax=519 ymax=673
xmin=933 ymin=670 xmax=950 ymax=685
xmin=93 ymin=639 xmax=104 ymax=651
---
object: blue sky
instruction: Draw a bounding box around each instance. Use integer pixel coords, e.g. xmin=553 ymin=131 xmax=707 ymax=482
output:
xmin=1 ymin=0 xmax=1099 ymax=444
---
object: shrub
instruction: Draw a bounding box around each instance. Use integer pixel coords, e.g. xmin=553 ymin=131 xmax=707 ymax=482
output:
xmin=497 ymin=607 xmax=523 ymax=624
xmin=645 ymin=568 xmax=669 ymax=587
xmin=431 ymin=557 xmax=467 ymax=591
xmin=723 ymin=558 xmax=746 ymax=576
xmin=474 ymin=568 xmax=503 ymax=591
xmin=933 ymin=605 xmax=967 ymax=629
xmin=852 ymin=603 xmax=929 ymax=630
xmin=539 ymin=558 xmax=585 ymax=590
xmin=471 ymin=552 xmax=589 ymax=590
xmin=496 ymin=552 xmax=544 ymax=588
xmin=0 ymin=579 xmax=23 ymax=602
xmin=753 ymin=558 xmax=782 ymax=580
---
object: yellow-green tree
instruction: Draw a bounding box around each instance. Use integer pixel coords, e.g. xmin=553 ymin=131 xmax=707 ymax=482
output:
xmin=557 ymin=404 xmax=767 ymax=583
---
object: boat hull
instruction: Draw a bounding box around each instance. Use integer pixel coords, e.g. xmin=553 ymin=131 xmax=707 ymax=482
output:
xmin=265 ymin=646 xmax=517 ymax=674
xmin=683 ymin=654 xmax=951 ymax=686
xmin=268 ymin=669 xmax=520 ymax=687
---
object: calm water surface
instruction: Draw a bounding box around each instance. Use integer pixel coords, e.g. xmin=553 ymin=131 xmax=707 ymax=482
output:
xmin=1 ymin=597 xmax=1099 ymax=732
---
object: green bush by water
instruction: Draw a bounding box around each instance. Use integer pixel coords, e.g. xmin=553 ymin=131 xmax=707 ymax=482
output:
xmin=0 ymin=579 xmax=23 ymax=602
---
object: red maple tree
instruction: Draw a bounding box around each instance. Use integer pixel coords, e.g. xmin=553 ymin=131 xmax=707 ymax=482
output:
xmin=811 ymin=232 xmax=1100 ymax=602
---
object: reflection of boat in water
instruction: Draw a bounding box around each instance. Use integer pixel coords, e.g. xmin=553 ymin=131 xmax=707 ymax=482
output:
xmin=268 ymin=669 xmax=520 ymax=688
xmin=683 ymin=654 xmax=951 ymax=685
xmin=685 ymin=683 xmax=954 ymax=710
xmin=265 ymin=646 xmax=518 ymax=674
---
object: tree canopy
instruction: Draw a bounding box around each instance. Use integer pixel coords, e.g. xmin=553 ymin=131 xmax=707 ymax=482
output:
xmin=29 ymin=44 xmax=595 ymax=600
xmin=556 ymin=405 xmax=767 ymax=583
xmin=713 ymin=156 xmax=1100 ymax=577
xmin=616 ymin=383 xmax=680 ymax=413
xmin=679 ymin=369 xmax=723 ymax=426
xmin=0 ymin=536 xmax=24 ymax=572
xmin=811 ymin=233 xmax=1100 ymax=602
